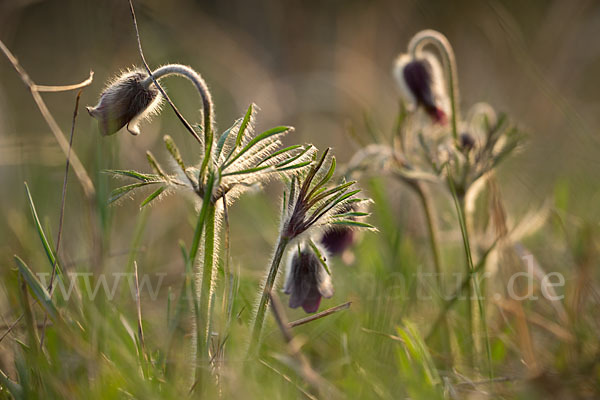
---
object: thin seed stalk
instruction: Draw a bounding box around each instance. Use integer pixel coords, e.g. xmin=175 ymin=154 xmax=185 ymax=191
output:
xmin=249 ymin=235 xmax=290 ymax=355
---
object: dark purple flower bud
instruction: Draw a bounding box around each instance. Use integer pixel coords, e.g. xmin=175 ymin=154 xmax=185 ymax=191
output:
xmin=320 ymin=227 xmax=354 ymax=256
xmin=283 ymin=243 xmax=333 ymax=313
xmin=393 ymin=53 xmax=447 ymax=124
xmin=87 ymin=69 xmax=161 ymax=136
xmin=459 ymin=132 xmax=476 ymax=151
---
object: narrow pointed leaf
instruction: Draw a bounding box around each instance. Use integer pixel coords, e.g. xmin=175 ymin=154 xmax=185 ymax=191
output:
xmin=274 ymin=145 xmax=313 ymax=168
xmin=307 ymin=156 xmax=336 ymax=198
xmin=235 ymin=103 xmax=254 ymax=147
xmin=215 ymin=118 xmax=242 ymax=161
xmin=24 ymin=183 xmax=60 ymax=274
xmin=103 ymin=169 xmax=160 ymax=182
xmin=275 ymin=161 xmax=312 ymax=172
xmin=109 ymin=182 xmax=162 ymax=204
xmin=224 ymin=126 xmax=292 ymax=168
xmin=14 ymin=256 xmax=58 ymax=320
xmin=330 ymin=220 xmax=376 ymax=229
xmin=164 ymin=135 xmax=186 ymax=171
xmin=0 ymin=371 xmax=23 ymax=400
xmin=140 ymin=186 xmax=167 ymax=208
xmin=308 ymin=239 xmax=331 ymax=276
xmin=258 ymin=144 xmax=303 ymax=167
xmin=146 ymin=151 xmax=169 ymax=181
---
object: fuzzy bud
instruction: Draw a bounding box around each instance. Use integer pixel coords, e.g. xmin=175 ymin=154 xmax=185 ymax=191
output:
xmin=87 ymin=69 xmax=161 ymax=136
xmin=319 ymin=202 xmax=359 ymax=256
xmin=459 ymin=132 xmax=476 ymax=152
xmin=393 ymin=53 xmax=447 ymax=124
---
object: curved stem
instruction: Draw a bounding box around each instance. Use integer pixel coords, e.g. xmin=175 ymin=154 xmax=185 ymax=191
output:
xmin=248 ymin=235 xmax=290 ymax=356
xmin=143 ymin=64 xmax=215 ymax=178
xmin=408 ymin=30 xmax=460 ymax=141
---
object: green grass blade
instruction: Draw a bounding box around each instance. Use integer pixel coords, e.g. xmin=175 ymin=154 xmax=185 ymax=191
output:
xmin=24 ymin=183 xmax=60 ymax=275
xmin=14 ymin=256 xmax=58 ymax=320
xmin=0 ymin=369 xmax=23 ymax=400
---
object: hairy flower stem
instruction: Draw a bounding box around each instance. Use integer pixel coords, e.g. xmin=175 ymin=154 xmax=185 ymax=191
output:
xmin=248 ymin=236 xmax=291 ymax=356
xmin=408 ymin=30 xmax=460 ymax=141
xmin=185 ymin=172 xmax=216 ymax=388
xmin=196 ymin=202 xmax=217 ymax=384
xmin=141 ymin=64 xmax=215 ymax=177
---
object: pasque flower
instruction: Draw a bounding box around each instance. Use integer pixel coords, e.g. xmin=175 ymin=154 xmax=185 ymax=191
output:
xmin=249 ymin=149 xmax=374 ymax=351
xmin=319 ymin=202 xmax=365 ymax=256
xmin=87 ymin=69 xmax=162 ymax=136
xmin=393 ymin=53 xmax=448 ymax=124
xmin=283 ymin=242 xmax=333 ymax=313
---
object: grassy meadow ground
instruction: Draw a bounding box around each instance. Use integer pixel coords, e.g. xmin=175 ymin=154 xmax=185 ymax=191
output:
xmin=1 ymin=0 xmax=600 ymax=398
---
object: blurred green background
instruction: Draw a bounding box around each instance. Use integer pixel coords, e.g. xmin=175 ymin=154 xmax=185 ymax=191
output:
xmin=1 ymin=0 xmax=599 ymax=398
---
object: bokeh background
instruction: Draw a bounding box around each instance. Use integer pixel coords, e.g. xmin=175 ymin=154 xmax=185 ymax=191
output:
xmin=1 ymin=0 xmax=599 ymax=397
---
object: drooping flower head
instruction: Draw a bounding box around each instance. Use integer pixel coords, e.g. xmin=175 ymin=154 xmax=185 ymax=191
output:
xmin=393 ymin=53 xmax=448 ymax=124
xmin=87 ymin=69 xmax=162 ymax=136
xmin=276 ymin=149 xmax=374 ymax=312
xmin=283 ymin=242 xmax=333 ymax=313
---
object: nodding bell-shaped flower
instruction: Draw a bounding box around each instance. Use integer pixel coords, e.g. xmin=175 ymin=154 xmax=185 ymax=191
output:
xmin=87 ymin=69 xmax=162 ymax=136
xmin=393 ymin=53 xmax=448 ymax=124
xmin=283 ymin=242 xmax=334 ymax=313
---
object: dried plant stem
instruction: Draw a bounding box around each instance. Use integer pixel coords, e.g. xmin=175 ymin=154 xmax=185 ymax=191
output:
xmin=408 ymin=29 xmax=460 ymax=141
xmin=40 ymin=90 xmax=82 ymax=349
xmin=268 ymin=292 xmax=340 ymax=398
xmin=0 ymin=39 xmax=95 ymax=198
xmin=128 ymin=0 xmax=203 ymax=146
xmin=289 ymin=301 xmax=351 ymax=328
xmin=249 ymin=235 xmax=290 ymax=356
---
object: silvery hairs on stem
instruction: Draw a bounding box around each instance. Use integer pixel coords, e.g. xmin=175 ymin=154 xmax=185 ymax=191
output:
xmin=280 ymin=151 xmax=373 ymax=312
xmin=88 ymin=64 xmax=315 ymax=207
xmin=249 ymin=148 xmax=374 ymax=351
